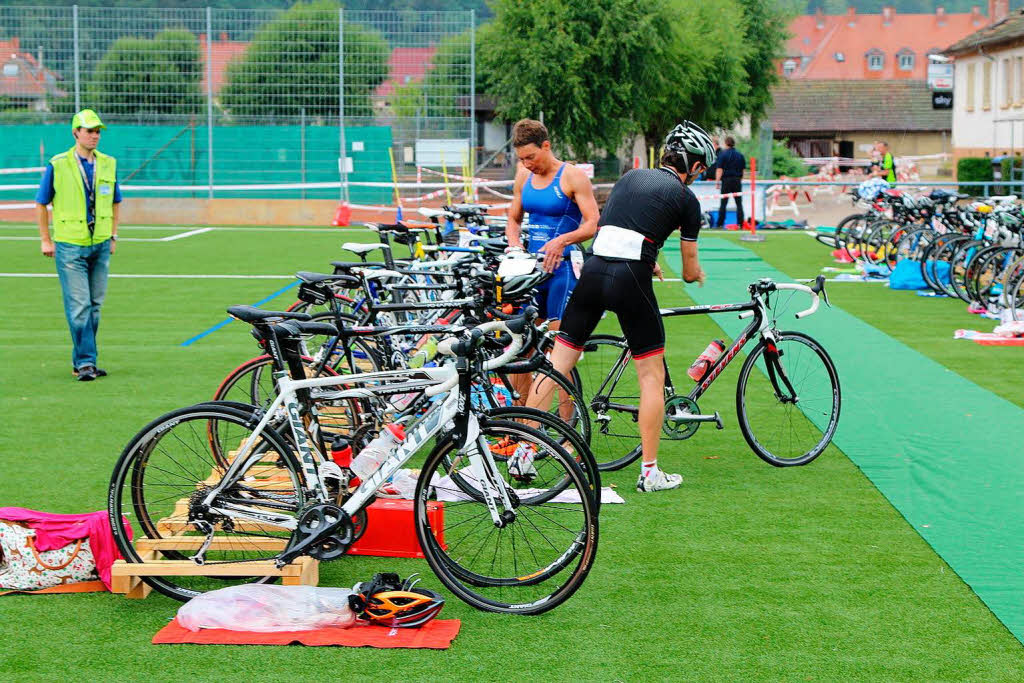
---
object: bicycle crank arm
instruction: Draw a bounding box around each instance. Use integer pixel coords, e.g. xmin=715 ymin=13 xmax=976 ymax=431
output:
xmin=668 ymin=412 xmax=725 ymax=430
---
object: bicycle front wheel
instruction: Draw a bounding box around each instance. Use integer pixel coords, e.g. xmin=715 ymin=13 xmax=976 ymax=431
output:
xmin=736 ymin=332 xmax=840 ymax=467
xmin=415 ymin=420 xmax=599 ymax=614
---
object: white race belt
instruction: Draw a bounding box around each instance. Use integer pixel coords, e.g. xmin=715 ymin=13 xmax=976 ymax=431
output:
xmin=592 ymin=224 xmax=644 ymax=261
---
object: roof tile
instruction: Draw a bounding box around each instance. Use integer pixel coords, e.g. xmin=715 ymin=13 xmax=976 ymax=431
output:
xmin=769 ymin=80 xmax=950 ymax=133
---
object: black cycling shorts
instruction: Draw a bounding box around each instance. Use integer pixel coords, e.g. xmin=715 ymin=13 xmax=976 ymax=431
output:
xmin=556 ymin=256 xmax=664 ymax=359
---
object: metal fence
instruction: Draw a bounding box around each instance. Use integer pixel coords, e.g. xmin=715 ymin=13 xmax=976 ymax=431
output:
xmin=0 ymin=5 xmax=475 ymax=201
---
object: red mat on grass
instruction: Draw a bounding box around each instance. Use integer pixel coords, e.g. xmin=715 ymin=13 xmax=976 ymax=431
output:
xmin=153 ymin=617 xmax=461 ymax=649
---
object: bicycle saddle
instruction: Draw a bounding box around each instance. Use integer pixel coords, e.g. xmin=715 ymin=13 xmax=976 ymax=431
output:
xmin=226 ymin=305 xmax=311 ymax=324
xmin=342 ymin=242 xmax=387 ymax=256
xmin=296 ymin=271 xmax=361 ymax=287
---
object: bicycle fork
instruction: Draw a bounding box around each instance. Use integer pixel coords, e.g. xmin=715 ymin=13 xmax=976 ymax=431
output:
xmin=458 ymin=413 xmax=519 ymax=528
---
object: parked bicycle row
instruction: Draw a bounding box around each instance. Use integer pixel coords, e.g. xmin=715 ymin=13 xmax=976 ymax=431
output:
xmin=108 ymin=203 xmax=840 ymax=617
xmin=815 ymin=183 xmax=1024 ymax=318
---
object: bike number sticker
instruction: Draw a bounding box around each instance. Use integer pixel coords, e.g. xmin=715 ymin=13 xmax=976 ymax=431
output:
xmin=570 ymin=248 xmax=584 ymax=278
xmin=592 ymin=225 xmax=643 ymax=261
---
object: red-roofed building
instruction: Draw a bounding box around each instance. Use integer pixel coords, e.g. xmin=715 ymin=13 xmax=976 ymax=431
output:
xmin=0 ymin=37 xmax=65 ymax=110
xmin=375 ymin=47 xmax=437 ymax=100
xmin=782 ymin=6 xmax=989 ymax=81
xmin=770 ymin=5 xmax=1005 ymax=167
xmin=198 ymin=33 xmax=248 ymax=95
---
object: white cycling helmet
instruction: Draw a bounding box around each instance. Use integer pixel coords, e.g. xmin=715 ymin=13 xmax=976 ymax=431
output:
xmin=664 ymin=121 xmax=717 ymax=170
xmin=500 ymin=269 xmax=552 ymax=301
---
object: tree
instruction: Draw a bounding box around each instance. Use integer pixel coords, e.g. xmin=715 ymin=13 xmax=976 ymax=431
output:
xmin=635 ymin=0 xmax=751 ymax=151
xmin=480 ymin=0 xmax=675 ymax=155
xmin=86 ymin=29 xmax=203 ymax=119
xmin=737 ymin=0 xmax=790 ymax=131
xmin=220 ymin=0 xmax=389 ymax=121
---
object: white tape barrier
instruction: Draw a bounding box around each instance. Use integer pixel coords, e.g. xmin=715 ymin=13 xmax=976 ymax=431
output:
xmin=0 ymin=166 xmax=45 ymax=175
xmin=0 ymin=203 xmax=46 ymax=211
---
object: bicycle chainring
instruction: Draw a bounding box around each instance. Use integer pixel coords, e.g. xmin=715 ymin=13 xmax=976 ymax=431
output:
xmin=663 ymin=396 xmax=700 ymax=440
xmin=296 ymin=503 xmax=355 ymax=562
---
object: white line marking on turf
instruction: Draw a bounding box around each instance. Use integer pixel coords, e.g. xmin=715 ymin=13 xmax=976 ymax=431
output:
xmin=0 ymin=236 xmax=165 ymax=242
xmin=160 ymin=227 xmax=213 ymax=241
xmin=0 ymin=273 xmax=294 ymax=279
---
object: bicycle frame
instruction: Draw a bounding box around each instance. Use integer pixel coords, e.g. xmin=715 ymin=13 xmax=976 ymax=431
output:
xmin=200 ymin=362 xmax=514 ymax=541
xmin=592 ymin=292 xmax=781 ymax=414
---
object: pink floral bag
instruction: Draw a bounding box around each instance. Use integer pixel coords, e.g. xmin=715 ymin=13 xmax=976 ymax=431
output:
xmin=0 ymin=520 xmax=99 ymax=592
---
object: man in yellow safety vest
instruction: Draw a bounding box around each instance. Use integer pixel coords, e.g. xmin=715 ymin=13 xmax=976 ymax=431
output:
xmin=36 ymin=109 xmax=122 ymax=381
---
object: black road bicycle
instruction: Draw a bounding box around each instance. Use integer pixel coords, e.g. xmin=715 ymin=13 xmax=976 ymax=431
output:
xmin=577 ymin=277 xmax=841 ymax=470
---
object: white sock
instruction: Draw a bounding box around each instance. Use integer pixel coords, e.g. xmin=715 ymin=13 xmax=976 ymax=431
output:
xmin=641 ymin=460 xmax=658 ymax=478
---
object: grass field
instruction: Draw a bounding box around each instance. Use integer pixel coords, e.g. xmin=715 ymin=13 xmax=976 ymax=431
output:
xmin=1 ymin=223 xmax=1022 ymax=680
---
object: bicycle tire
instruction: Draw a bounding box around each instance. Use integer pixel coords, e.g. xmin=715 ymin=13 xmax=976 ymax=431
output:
xmin=108 ymin=404 xmax=307 ymax=602
xmin=736 ymin=332 xmax=841 ymax=467
xmin=486 ymin=405 xmax=602 ymax=512
xmin=576 ymin=335 xmax=643 ymax=471
xmin=490 ymin=362 xmax=591 ymax=447
xmin=415 ymin=419 xmax=598 ymax=614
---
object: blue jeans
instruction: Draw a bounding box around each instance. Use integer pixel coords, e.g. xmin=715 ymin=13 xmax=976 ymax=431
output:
xmin=55 ymin=240 xmax=111 ymax=370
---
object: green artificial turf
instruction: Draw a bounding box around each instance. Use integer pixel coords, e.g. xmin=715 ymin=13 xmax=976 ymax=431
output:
xmin=0 ymin=225 xmax=1021 ymax=680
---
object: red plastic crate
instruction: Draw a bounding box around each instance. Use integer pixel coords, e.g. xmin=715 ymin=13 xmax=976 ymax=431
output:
xmin=348 ymin=499 xmax=445 ymax=558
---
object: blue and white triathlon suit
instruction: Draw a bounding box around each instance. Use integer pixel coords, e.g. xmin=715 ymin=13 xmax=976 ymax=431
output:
xmin=522 ymin=162 xmax=583 ymax=321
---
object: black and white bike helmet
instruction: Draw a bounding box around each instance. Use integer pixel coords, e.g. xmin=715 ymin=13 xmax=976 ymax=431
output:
xmin=500 ymin=268 xmax=552 ymax=302
xmin=664 ymin=121 xmax=717 ymax=170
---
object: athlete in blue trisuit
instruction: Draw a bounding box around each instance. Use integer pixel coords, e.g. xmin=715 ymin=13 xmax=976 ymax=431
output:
xmin=504 ymin=118 xmax=600 ymax=328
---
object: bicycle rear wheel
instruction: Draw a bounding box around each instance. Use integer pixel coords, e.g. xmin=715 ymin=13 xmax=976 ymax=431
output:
xmin=575 ymin=335 xmax=643 ymax=471
xmin=416 ymin=420 xmax=598 ymax=614
xmin=108 ymin=405 xmax=306 ymax=601
xmin=736 ymin=332 xmax=840 ymax=467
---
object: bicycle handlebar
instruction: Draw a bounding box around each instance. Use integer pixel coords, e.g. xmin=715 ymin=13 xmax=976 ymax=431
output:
xmin=426 ymin=311 xmax=535 ymax=396
xmin=738 ymin=276 xmax=825 ymax=320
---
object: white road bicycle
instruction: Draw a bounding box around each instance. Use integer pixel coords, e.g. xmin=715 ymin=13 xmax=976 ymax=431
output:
xmin=108 ymin=313 xmax=598 ymax=615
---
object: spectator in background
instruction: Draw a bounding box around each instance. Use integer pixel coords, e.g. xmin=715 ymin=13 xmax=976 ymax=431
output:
xmin=699 ymin=136 xmax=720 ymax=181
xmin=871 ymin=141 xmax=896 ymax=184
xmin=714 ymin=136 xmax=745 ymax=228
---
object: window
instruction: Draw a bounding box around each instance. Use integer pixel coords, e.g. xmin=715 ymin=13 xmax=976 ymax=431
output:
xmin=1016 ymin=56 xmax=1023 ymax=106
xmin=983 ymin=60 xmax=992 ymax=109
xmin=783 ymin=59 xmax=796 ymax=76
xmin=1003 ymin=58 xmax=1013 ymax=108
xmin=966 ymin=62 xmax=976 ymax=111
xmin=2 ymin=63 xmax=17 ymax=77
xmin=898 ymin=53 xmax=914 ymax=71
xmin=868 ymin=53 xmax=883 ymax=71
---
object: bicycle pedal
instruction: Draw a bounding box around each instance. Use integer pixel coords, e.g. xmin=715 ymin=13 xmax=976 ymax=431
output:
xmin=714 ymin=412 xmax=724 ymax=430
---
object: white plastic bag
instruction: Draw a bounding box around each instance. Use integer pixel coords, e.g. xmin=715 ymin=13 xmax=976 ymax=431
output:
xmin=177 ymin=584 xmax=357 ymax=632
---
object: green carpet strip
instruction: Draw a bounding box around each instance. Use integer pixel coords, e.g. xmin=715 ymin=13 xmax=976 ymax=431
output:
xmin=665 ymin=237 xmax=1024 ymax=643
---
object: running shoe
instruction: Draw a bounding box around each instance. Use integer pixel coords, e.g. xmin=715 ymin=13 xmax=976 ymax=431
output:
xmin=636 ymin=469 xmax=683 ymax=493
xmin=506 ymin=443 xmax=538 ymax=483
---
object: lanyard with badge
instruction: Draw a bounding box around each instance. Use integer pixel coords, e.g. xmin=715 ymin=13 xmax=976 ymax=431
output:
xmin=75 ymin=155 xmax=96 ymax=236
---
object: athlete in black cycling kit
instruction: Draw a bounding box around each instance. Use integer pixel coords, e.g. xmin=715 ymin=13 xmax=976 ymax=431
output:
xmin=527 ymin=121 xmax=716 ymax=493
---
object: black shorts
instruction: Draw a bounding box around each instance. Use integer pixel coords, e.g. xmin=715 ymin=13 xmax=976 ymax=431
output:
xmin=556 ymin=256 xmax=664 ymax=359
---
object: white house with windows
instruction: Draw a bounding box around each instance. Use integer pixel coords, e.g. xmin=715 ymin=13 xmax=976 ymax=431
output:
xmin=947 ymin=8 xmax=1024 ymax=159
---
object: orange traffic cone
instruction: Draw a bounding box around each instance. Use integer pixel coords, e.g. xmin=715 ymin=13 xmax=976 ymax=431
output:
xmin=332 ymin=202 xmax=351 ymax=227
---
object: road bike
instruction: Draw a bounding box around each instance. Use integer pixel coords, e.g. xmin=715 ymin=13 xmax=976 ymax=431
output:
xmin=577 ymin=276 xmax=841 ymax=470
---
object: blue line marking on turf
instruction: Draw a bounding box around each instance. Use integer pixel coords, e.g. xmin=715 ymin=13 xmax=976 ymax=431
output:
xmin=180 ymin=279 xmax=300 ymax=347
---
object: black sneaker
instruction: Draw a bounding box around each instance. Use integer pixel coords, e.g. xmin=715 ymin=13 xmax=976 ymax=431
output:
xmin=76 ymin=366 xmax=97 ymax=382
xmin=73 ymin=367 xmax=107 ymax=378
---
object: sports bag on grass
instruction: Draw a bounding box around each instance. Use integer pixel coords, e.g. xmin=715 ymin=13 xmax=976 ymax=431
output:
xmin=0 ymin=520 xmax=99 ymax=592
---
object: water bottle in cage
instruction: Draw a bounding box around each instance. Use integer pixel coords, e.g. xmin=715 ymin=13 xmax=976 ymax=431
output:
xmin=351 ymin=424 xmax=407 ymax=480
xmin=687 ymin=340 xmax=726 ymax=382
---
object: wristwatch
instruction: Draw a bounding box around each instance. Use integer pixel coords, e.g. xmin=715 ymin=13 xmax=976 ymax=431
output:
xmin=110 ymin=234 xmax=118 ymax=241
